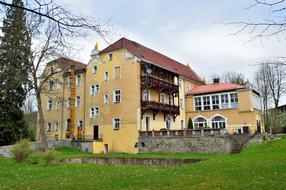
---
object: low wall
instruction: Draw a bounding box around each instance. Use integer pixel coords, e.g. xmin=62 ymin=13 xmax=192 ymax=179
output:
xmin=138 ymin=134 xmax=266 ymax=153
xmin=58 ymin=157 xmax=205 ymax=167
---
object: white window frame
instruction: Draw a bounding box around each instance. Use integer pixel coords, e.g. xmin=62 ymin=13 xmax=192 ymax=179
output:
xmin=93 ymin=66 xmax=97 ymax=74
xmin=67 ymin=76 xmax=72 ymax=88
xmin=203 ymin=96 xmax=211 ymax=110
xmin=180 ymin=120 xmax=184 ymax=129
xmin=194 ymin=97 xmax=202 ymax=111
xmin=76 ymin=74 xmax=81 ymax=86
xmin=47 ymin=99 xmax=53 ymax=111
xmin=143 ymin=89 xmax=150 ymax=101
xmin=211 ymin=115 xmax=227 ymax=129
xmin=104 ymin=94 xmax=109 ymax=104
xmin=90 ymin=106 xmax=99 ymax=119
xmin=90 ymin=84 xmax=99 ymax=96
xmin=75 ymin=96 xmax=80 ymax=108
xmin=55 ymin=99 xmax=60 ymax=110
xmin=186 ymin=82 xmax=190 ymax=92
xmin=48 ymin=80 xmax=54 ymax=91
xmin=179 ymin=79 xmax=183 ymax=90
xmin=193 ymin=116 xmax=208 ymax=129
xmin=47 ymin=122 xmax=52 ymax=132
xmin=54 ymin=122 xmax=58 ymax=131
xmin=108 ymin=53 xmax=113 ymax=61
xmin=104 ymin=71 xmax=109 ymax=81
xmin=180 ymin=98 xmax=184 ymax=109
xmin=113 ymin=89 xmax=121 ymax=103
xmin=78 ymin=120 xmax=84 ymax=127
xmin=66 ymin=97 xmax=71 ymax=108
xmin=113 ymin=117 xmax=121 ymax=130
xmin=160 ymin=93 xmax=166 ymax=104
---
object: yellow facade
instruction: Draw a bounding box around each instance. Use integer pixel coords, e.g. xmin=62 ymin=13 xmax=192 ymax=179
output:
xmin=185 ymin=89 xmax=264 ymax=134
xmin=38 ymin=39 xmax=264 ymax=154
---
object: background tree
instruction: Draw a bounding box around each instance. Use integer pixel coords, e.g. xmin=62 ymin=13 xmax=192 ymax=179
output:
xmin=211 ymin=71 xmax=250 ymax=85
xmin=0 ymin=0 xmax=32 ymax=145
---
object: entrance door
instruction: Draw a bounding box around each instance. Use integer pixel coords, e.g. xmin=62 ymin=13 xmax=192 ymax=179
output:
xmin=146 ymin=116 xmax=150 ymax=131
xmin=243 ymin=126 xmax=250 ymax=134
xmin=93 ymin=125 xmax=99 ymax=140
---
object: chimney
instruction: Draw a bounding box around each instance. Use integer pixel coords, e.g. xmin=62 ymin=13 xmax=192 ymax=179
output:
xmin=213 ymin=78 xmax=220 ymax=84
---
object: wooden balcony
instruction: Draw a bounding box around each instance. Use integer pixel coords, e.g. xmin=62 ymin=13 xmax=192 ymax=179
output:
xmin=141 ymin=101 xmax=180 ymax=120
xmin=141 ymin=76 xmax=179 ymax=94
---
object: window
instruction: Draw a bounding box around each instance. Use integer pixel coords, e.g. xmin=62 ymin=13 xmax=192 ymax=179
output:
xmin=104 ymin=94 xmax=109 ymax=104
xmin=76 ymin=74 xmax=81 ymax=86
xmin=160 ymin=93 xmax=166 ymax=104
xmin=66 ymin=98 xmax=71 ymax=108
xmin=180 ymin=120 xmax=184 ymax=129
xmin=67 ymin=76 xmax=72 ymax=88
xmin=54 ymin=122 xmax=58 ymax=131
xmin=203 ymin=96 xmax=210 ymax=110
xmin=90 ymin=107 xmax=99 ymax=119
xmin=47 ymin=99 xmax=52 ymax=111
xmin=230 ymin=93 xmax=238 ymax=108
xmin=143 ymin=89 xmax=150 ymax=101
xmin=114 ymin=90 xmax=121 ymax=103
xmin=113 ymin=118 xmax=120 ymax=130
xmin=108 ymin=53 xmax=113 ymax=61
xmin=48 ymin=80 xmax=54 ymax=91
xmin=66 ymin=119 xmax=71 ymax=131
xmin=212 ymin=95 xmax=220 ymax=110
xmin=56 ymin=80 xmax=61 ymax=89
xmin=56 ymin=99 xmax=60 ymax=110
xmin=50 ymin=66 xmax=54 ymax=74
xmin=78 ymin=120 xmax=84 ymax=127
xmin=47 ymin=123 xmax=52 ymax=132
xmin=114 ymin=66 xmax=121 ymax=79
xmin=193 ymin=117 xmax=207 ymax=129
xmin=221 ymin=94 xmax=229 ymax=109
xmin=180 ymin=98 xmax=184 ymax=109
xmin=211 ymin=116 xmax=226 ymax=129
xmin=194 ymin=97 xmax=202 ymax=111
xmin=75 ymin=96 xmax=80 ymax=107
xmin=169 ymin=95 xmax=174 ymax=105
xmin=186 ymin=82 xmax=190 ymax=92
xmin=93 ymin=66 xmax=97 ymax=74
xmin=90 ymin=84 xmax=99 ymax=96
xmin=104 ymin=72 xmax=109 ymax=81
xmin=179 ymin=79 xmax=183 ymax=89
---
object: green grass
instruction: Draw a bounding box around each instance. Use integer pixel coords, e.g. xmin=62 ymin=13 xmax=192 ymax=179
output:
xmin=1 ymin=138 xmax=286 ymax=190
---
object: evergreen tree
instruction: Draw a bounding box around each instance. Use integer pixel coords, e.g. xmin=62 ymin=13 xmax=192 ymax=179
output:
xmin=0 ymin=0 xmax=32 ymax=145
xmin=188 ymin=117 xmax=194 ymax=129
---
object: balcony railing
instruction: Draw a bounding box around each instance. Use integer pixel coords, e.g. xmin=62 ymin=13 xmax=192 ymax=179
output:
xmin=139 ymin=128 xmax=226 ymax=138
xmin=141 ymin=101 xmax=180 ymax=114
xmin=141 ymin=76 xmax=179 ymax=93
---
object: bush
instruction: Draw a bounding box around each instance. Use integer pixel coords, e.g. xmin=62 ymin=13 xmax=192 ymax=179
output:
xmin=43 ymin=150 xmax=57 ymax=166
xmin=10 ymin=139 xmax=33 ymax=162
xmin=188 ymin=118 xmax=194 ymax=129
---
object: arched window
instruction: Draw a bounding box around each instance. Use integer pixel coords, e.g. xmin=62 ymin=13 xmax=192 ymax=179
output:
xmin=193 ymin=117 xmax=207 ymax=128
xmin=211 ymin=116 xmax=226 ymax=129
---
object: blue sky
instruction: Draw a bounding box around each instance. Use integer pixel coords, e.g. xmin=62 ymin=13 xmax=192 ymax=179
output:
xmin=60 ymin=0 xmax=286 ymax=105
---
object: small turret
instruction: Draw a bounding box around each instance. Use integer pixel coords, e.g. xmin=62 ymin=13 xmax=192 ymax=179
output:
xmin=90 ymin=42 xmax=99 ymax=58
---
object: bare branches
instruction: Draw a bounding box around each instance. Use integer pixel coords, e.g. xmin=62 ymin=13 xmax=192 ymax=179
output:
xmin=0 ymin=0 xmax=113 ymax=44
xmin=227 ymin=0 xmax=286 ymax=41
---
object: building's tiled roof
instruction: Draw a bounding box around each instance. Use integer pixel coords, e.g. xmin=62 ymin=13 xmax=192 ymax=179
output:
xmin=100 ymin=38 xmax=204 ymax=84
xmin=48 ymin=57 xmax=86 ymax=71
xmin=187 ymin=82 xmax=245 ymax=95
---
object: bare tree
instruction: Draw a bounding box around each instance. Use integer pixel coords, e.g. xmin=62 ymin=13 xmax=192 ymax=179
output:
xmin=211 ymin=71 xmax=249 ymax=85
xmin=264 ymin=62 xmax=286 ymax=108
xmin=2 ymin=1 xmax=113 ymax=150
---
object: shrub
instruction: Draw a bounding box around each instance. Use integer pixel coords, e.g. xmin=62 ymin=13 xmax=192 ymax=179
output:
xmin=10 ymin=139 xmax=33 ymax=162
xmin=43 ymin=150 xmax=57 ymax=166
xmin=188 ymin=118 xmax=194 ymax=129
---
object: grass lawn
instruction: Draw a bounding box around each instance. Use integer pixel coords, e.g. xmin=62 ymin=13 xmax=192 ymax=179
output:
xmin=0 ymin=138 xmax=286 ymax=190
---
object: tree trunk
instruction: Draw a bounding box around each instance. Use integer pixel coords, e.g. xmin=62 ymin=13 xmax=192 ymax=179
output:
xmin=36 ymin=93 xmax=48 ymax=150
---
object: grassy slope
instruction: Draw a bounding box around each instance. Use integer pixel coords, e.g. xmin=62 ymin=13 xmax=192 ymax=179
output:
xmin=0 ymin=138 xmax=286 ymax=190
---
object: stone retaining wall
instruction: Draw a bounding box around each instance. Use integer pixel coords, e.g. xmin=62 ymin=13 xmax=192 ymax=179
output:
xmin=138 ymin=134 xmax=268 ymax=153
xmin=59 ymin=157 xmax=205 ymax=167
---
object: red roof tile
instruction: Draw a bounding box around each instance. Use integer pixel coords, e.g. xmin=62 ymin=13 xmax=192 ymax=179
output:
xmin=100 ymin=38 xmax=204 ymax=84
xmin=187 ymin=82 xmax=245 ymax=95
xmin=48 ymin=57 xmax=86 ymax=71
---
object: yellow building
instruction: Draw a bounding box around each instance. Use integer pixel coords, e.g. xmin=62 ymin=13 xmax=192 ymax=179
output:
xmin=185 ymin=79 xmax=264 ymax=134
xmin=38 ymin=38 xmax=264 ymax=154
